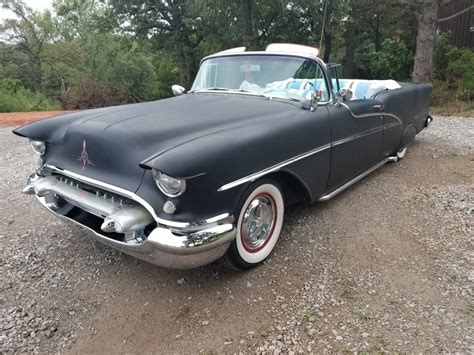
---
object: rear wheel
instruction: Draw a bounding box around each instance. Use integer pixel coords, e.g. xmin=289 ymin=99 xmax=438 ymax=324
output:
xmin=222 ymin=180 xmax=284 ymax=270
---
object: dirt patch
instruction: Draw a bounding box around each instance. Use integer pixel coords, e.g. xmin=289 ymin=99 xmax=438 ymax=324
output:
xmin=0 ymin=111 xmax=75 ymax=127
xmin=0 ymin=116 xmax=472 ymax=353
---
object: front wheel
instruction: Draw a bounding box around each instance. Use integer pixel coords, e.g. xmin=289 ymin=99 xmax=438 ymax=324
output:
xmin=222 ymin=180 xmax=285 ymax=270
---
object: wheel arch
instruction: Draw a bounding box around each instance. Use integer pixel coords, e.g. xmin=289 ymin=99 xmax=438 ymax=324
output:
xmin=231 ymin=170 xmax=311 ymax=219
xmin=266 ymin=171 xmax=312 ymax=205
xmin=399 ymin=124 xmax=417 ymax=150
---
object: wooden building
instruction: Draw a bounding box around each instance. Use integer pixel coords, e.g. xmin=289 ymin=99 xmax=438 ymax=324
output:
xmin=438 ymin=0 xmax=474 ymax=48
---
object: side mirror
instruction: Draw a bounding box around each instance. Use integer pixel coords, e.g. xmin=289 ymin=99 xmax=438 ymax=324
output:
xmin=309 ymin=91 xmax=319 ymax=111
xmin=171 ymin=85 xmax=186 ymax=96
xmin=335 ymin=88 xmax=353 ymax=106
xmin=303 ymin=91 xmax=321 ymax=111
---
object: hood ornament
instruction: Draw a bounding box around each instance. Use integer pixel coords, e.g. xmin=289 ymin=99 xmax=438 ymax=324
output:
xmin=78 ymin=140 xmax=94 ymax=171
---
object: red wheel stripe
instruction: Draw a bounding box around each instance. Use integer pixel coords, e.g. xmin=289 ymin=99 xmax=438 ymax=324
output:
xmin=241 ymin=192 xmax=278 ymax=253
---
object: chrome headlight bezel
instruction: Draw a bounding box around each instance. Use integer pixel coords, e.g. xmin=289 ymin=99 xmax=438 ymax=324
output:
xmin=152 ymin=170 xmax=186 ymax=197
xmin=30 ymin=140 xmax=46 ymax=155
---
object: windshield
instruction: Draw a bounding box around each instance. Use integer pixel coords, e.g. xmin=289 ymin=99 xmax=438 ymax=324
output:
xmin=190 ymin=55 xmax=330 ymax=102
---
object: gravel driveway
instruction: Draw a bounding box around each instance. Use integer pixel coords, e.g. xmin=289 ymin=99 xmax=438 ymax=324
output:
xmin=1 ymin=116 xmax=472 ymax=353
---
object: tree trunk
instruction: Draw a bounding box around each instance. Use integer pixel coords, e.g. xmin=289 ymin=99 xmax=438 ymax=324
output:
xmin=176 ymin=49 xmax=191 ymax=88
xmin=30 ymin=56 xmax=42 ymax=92
xmin=412 ymin=0 xmax=440 ymax=83
xmin=170 ymin=1 xmax=194 ymax=88
xmin=241 ymin=0 xmax=253 ymax=47
xmin=323 ymin=31 xmax=332 ymax=63
xmin=344 ymin=17 xmax=355 ymax=78
xmin=374 ymin=13 xmax=381 ymax=51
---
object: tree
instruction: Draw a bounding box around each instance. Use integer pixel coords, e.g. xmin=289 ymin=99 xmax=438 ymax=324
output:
xmin=107 ymin=0 xmax=197 ymax=88
xmin=0 ymin=0 xmax=55 ymax=91
xmin=343 ymin=3 xmax=355 ymax=77
xmin=412 ymin=0 xmax=441 ymax=82
xmin=241 ymin=0 xmax=253 ymax=47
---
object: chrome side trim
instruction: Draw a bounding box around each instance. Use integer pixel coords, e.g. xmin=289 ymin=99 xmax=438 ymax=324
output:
xmin=332 ymin=127 xmax=383 ymax=147
xmin=217 ymin=104 xmax=404 ymax=193
xmin=384 ymin=122 xmax=401 ymax=130
xmin=384 ymin=113 xmax=403 ymax=125
xmin=218 ymin=143 xmax=331 ymax=192
xmin=42 ymin=164 xmax=231 ymax=229
xmin=340 ymin=102 xmax=403 ymax=124
xmin=318 ymin=156 xmax=397 ymax=202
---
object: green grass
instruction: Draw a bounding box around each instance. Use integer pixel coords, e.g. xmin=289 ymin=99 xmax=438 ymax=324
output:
xmin=359 ymin=311 xmax=374 ymax=321
xmin=298 ymin=308 xmax=315 ymax=324
xmin=431 ymin=84 xmax=473 ymax=117
xmin=430 ymin=101 xmax=474 ymax=117
xmin=338 ymin=274 xmax=356 ymax=299
xmin=0 ymin=87 xmax=61 ymax=113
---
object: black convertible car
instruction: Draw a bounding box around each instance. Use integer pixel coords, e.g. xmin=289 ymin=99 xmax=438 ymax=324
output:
xmin=15 ymin=43 xmax=432 ymax=270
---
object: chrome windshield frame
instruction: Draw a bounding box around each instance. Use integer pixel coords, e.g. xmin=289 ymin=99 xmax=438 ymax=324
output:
xmin=193 ymin=52 xmax=334 ymax=104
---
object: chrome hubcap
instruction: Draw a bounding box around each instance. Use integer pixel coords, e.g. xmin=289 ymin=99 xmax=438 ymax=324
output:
xmin=241 ymin=194 xmax=276 ymax=252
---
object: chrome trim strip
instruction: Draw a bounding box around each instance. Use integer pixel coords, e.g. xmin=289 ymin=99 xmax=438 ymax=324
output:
xmin=217 ymin=103 xmax=404 ymax=192
xmin=42 ymin=164 xmax=231 ymax=229
xmin=199 ymin=51 xmax=334 ymax=103
xmin=318 ymin=155 xmax=397 ymax=202
xmin=340 ymin=102 xmax=383 ymax=119
xmin=384 ymin=113 xmax=404 ymax=125
xmin=332 ymin=127 xmax=383 ymax=147
xmin=218 ymin=143 xmax=331 ymax=192
xmin=340 ymin=102 xmax=403 ymax=124
xmin=384 ymin=122 xmax=401 ymax=130
xmin=202 ymin=50 xmax=321 ymax=65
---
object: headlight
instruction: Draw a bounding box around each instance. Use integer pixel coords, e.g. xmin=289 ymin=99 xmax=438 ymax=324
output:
xmin=152 ymin=170 xmax=186 ymax=197
xmin=30 ymin=140 xmax=46 ymax=155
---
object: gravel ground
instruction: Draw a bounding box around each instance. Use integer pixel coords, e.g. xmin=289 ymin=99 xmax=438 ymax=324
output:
xmin=0 ymin=116 xmax=472 ymax=353
xmin=0 ymin=111 xmax=74 ymax=126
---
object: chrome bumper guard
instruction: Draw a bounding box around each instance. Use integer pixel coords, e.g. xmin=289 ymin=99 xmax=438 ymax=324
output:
xmin=24 ymin=171 xmax=236 ymax=269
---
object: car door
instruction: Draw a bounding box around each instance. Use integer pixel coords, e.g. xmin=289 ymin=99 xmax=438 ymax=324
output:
xmin=325 ymin=99 xmax=384 ymax=192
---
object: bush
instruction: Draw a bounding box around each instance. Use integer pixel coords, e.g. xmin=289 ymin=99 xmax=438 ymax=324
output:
xmin=61 ymin=77 xmax=137 ymax=110
xmin=449 ymin=49 xmax=474 ymax=101
xmin=433 ymin=33 xmax=460 ymax=83
xmin=354 ymin=38 xmax=413 ymax=81
xmin=0 ymin=79 xmax=61 ymax=112
xmin=433 ymin=34 xmax=473 ymax=102
xmin=431 ymin=79 xmax=451 ymax=106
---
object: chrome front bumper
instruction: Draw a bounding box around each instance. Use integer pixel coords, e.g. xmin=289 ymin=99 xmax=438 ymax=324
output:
xmin=25 ymin=170 xmax=236 ymax=269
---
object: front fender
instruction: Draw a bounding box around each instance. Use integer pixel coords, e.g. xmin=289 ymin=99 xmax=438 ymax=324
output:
xmin=138 ymin=107 xmax=332 ymax=222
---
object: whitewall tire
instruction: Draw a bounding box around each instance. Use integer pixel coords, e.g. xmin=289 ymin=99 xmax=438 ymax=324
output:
xmin=223 ymin=180 xmax=284 ymax=270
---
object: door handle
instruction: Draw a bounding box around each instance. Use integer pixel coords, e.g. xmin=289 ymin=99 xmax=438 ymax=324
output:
xmin=373 ymin=105 xmax=384 ymax=111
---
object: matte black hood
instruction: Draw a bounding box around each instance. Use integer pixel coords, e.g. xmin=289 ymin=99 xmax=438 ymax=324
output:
xmin=14 ymin=93 xmax=299 ymax=192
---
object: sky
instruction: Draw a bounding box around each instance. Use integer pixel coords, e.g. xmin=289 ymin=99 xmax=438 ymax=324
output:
xmin=0 ymin=0 xmax=54 ymax=22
